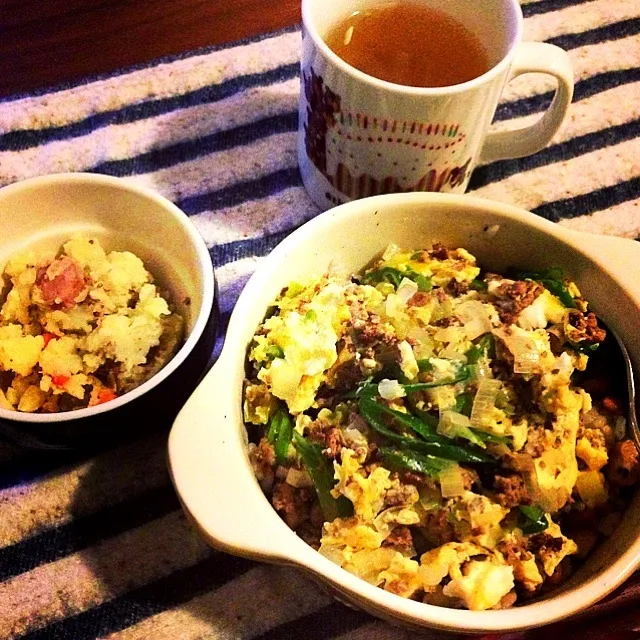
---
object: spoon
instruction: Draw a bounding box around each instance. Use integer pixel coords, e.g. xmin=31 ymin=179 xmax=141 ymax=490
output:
xmin=605 ymin=324 xmax=640 ymax=453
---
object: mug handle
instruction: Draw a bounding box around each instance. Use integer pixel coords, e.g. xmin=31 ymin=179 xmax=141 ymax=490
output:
xmin=479 ymin=42 xmax=574 ymax=164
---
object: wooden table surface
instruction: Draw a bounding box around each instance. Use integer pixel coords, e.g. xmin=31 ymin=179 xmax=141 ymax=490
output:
xmin=1 ymin=0 xmax=301 ymax=99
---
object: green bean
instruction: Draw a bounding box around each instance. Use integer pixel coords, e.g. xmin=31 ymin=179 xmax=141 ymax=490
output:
xmin=359 ymin=398 xmax=495 ymax=464
xmin=518 ymin=505 xmax=549 ymax=534
xmin=267 ymin=407 xmax=293 ymax=465
xmin=453 ymin=392 xmax=474 ymax=417
xmin=349 ymin=368 xmax=469 ymax=399
xmin=362 ymin=266 xmax=432 ymax=292
xmin=416 ymin=359 xmax=433 ymax=373
xmin=469 ymin=277 xmax=488 ymax=291
xmin=470 ymin=429 xmax=510 ymax=446
xmin=378 ymin=446 xmax=452 ymax=477
xmin=401 ymin=367 xmax=470 ymax=393
xmin=465 ymin=334 xmax=495 ymax=364
xmin=512 ymin=267 xmax=577 ymax=309
xmin=265 ymin=344 xmax=284 ymax=360
xmin=292 ymin=432 xmax=353 ymax=521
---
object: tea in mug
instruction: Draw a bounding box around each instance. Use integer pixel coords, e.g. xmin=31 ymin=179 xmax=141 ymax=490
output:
xmin=324 ymin=3 xmax=490 ymax=88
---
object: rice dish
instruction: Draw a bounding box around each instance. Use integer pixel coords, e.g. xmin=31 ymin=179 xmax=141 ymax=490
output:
xmin=0 ymin=236 xmax=183 ymax=412
xmin=243 ymin=243 xmax=638 ymax=611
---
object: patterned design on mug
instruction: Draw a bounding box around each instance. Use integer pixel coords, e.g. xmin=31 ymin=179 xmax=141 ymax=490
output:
xmin=332 ymin=159 xmax=471 ymax=199
xmin=338 ymin=111 xmax=465 ymax=141
xmin=302 ymin=68 xmax=471 ymax=200
xmin=302 ymin=67 xmax=341 ymax=174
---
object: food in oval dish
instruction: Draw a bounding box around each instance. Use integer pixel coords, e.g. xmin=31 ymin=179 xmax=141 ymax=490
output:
xmin=0 ymin=236 xmax=183 ymax=412
xmin=242 ymin=242 xmax=638 ymax=611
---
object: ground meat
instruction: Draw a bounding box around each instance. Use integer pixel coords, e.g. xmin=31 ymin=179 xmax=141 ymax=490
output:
xmin=296 ymin=521 xmax=321 ymax=549
xmin=494 ymin=280 xmax=543 ymax=324
xmin=352 ymin=314 xmax=397 ymax=348
xmin=385 ymin=483 xmax=419 ymax=506
xmin=493 ymin=473 xmax=531 ymax=508
xmin=382 ymin=526 xmax=414 ymax=555
xmin=523 ymin=425 xmax=547 ymax=458
xmin=445 ymin=279 xmax=470 ymax=296
xmin=323 ymin=427 xmax=343 ymax=460
xmin=422 ymin=509 xmax=456 ymax=546
xmin=309 ymin=502 xmax=325 ymax=529
xmin=407 ymin=291 xmax=431 ymax=307
xmin=497 ymin=539 xmax=532 ymax=564
xmin=432 ymin=316 xmax=458 ymax=328
xmin=324 ymin=336 xmax=365 ymax=392
xmin=607 ymin=439 xmax=640 ymax=487
xmin=248 ymin=437 xmax=276 ymax=491
xmin=271 ymin=481 xmax=313 ymax=530
xmin=429 ymin=243 xmax=449 ymax=260
xmin=528 ymin=533 xmax=564 ymax=554
xmin=461 ymin=467 xmax=479 ymax=491
xmin=398 ymin=470 xmax=432 ymax=487
xmin=567 ymin=310 xmax=606 ymax=344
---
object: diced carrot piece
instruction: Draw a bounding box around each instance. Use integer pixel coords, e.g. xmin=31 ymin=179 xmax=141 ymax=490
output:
xmin=42 ymin=332 xmax=57 ymax=347
xmin=51 ymin=374 xmax=70 ymax=387
xmin=96 ymin=389 xmax=118 ymax=405
xmin=602 ymin=396 xmax=623 ymax=415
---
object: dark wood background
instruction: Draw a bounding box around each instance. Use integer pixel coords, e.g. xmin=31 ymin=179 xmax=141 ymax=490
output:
xmin=0 ymin=0 xmax=301 ymax=98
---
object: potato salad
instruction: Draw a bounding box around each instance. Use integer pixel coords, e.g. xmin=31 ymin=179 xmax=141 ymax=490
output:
xmin=243 ymin=243 xmax=638 ymax=610
xmin=0 ymin=237 xmax=183 ymax=412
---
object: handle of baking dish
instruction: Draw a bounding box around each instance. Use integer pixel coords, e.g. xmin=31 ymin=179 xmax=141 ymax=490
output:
xmin=579 ymin=233 xmax=640 ymax=285
xmin=168 ymin=353 xmax=310 ymax=564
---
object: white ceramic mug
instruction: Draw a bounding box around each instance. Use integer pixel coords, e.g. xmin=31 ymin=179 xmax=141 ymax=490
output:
xmin=297 ymin=0 xmax=574 ymax=210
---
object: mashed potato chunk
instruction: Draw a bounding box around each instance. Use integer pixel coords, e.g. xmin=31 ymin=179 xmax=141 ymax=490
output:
xmin=0 ymin=237 xmax=183 ymax=412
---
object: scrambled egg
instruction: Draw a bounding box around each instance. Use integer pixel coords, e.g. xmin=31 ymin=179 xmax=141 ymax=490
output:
xmin=244 ymin=243 xmax=626 ymax=612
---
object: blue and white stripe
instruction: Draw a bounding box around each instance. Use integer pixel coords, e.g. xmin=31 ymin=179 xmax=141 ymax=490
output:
xmin=1 ymin=1 xmax=639 ymax=638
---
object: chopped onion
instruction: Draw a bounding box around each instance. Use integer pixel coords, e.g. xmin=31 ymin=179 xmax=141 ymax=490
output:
xmin=464 ymin=318 xmax=492 ymax=341
xmin=319 ymin=545 xmax=345 ymax=566
xmin=378 ymin=378 xmax=406 ymax=399
xmin=470 ymin=378 xmax=502 ymax=427
xmin=432 ymin=298 xmax=453 ymax=322
xmin=382 ymin=243 xmax=401 ymax=260
xmin=614 ymin=416 xmax=627 ymax=441
xmin=517 ymin=295 xmax=548 ymax=330
xmin=286 ymin=467 xmax=314 ymax=488
xmin=438 ymin=409 xmax=485 ymax=447
xmin=439 ymin=464 xmax=467 ymax=498
xmin=510 ymin=334 xmax=540 ymax=374
xmin=438 ymin=409 xmax=471 ymax=437
xmin=434 ymin=326 xmax=466 ymax=344
xmin=397 ymin=278 xmax=418 ymax=304
xmin=455 ymin=301 xmax=493 ymax=340
xmin=343 ymin=426 xmax=369 ymax=449
xmin=552 ymin=352 xmax=574 ymax=377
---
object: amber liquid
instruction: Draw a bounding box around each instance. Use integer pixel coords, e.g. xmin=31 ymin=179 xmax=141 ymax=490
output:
xmin=324 ymin=3 xmax=490 ymax=88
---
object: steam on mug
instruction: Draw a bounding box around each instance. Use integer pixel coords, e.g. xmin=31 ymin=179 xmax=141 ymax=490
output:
xmin=297 ymin=0 xmax=574 ymax=211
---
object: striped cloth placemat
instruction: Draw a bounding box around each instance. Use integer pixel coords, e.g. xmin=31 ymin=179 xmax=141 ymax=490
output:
xmin=1 ymin=0 xmax=640 ymax=638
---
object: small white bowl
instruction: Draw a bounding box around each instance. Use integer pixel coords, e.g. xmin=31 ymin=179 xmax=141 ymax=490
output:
xmin=169 ymin=192 xmax=640 ymax=633
xmin=0 ymin=172 xmax=216 ymax=448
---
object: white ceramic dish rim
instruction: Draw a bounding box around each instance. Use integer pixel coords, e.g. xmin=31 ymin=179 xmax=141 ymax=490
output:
xmin=0 ymin=172 xmax=215 ymax=423
xmin=169 ymin=192 xmax=640 ymax=633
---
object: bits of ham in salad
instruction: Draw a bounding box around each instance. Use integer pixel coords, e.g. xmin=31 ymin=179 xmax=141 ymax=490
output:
xmin=0 ymin=236 xmax=183 ymax=412
xmin=243 ymin=242 xmax=638 ymax=611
